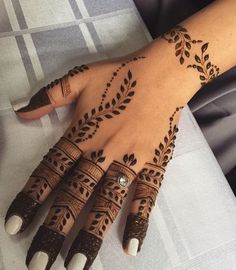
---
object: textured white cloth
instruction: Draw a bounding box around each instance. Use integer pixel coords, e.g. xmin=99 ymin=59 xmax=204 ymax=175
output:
xmin=0 ymin=1 xmax=236 ymax=269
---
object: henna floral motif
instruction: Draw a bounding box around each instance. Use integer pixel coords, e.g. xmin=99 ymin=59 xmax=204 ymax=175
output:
xmin=162 ymin=25 xmax=202 ymax=64
xmin=187 ymin=43 xmax=220 ymax=85
xmin=123 ymin=106 xmax=183 ymax=253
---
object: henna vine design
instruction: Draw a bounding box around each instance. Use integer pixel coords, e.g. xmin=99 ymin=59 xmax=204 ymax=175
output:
xmin=162 ymin=25 xmax=202 ymax=64
xmin=66 ymin=61 xmax=143 ymax=143
xmin=90 ymin=150 xmax=106 ymax=164
xmin=187 ymin=43 xmax=220 ymax=85
xmin=123 ymin=106 xmax=183 ymax=254
xmin=162 ymin=25 xmax=220 ymax=85
xmin=17 ymin=64 xmax=89 ymax=112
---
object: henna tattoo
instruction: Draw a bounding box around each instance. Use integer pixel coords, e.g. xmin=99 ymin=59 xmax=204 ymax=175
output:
xmin=163 ymin=25 xmax=220 ymax=85
xmin=16 ymin=64 xmax=89 ymax=112
xmin=123 ymin=107 xmax=183 ymax=253
xmin=90 ymin=149 xmax=106 ymax=164
xmin=5 ymin=137 xmax=82 ymax=233
xmin=60 ymin=75 xmax=71 ymax=97
xmin=85 ymin=159 xmax=137 ymax=239
xmin=26 ymin=225 xmax=65 ymax=270
xmin=187 ymin=43 xmax=220 ymax=85
xmin=43 ymin=158 xmax=104 ymax=236
xmin=17 ymin=87 xmax=52 ymax=112
xmin=5 ymin=192 xmax=41 ymax=233
xmin=162 ymin=25 xmax=202 ymax=64
xmin=123 ymin=153 xmax=137 ymax=167
xmin=65 ymin=229 xmax=103 ymax=270
xmin=66 ymin=67 xmax=140 ymax=143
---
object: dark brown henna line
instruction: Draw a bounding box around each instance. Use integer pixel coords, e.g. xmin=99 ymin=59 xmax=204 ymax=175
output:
xmin=99 ymin=56 xmax=146 ymax=107
xmin=60 ymin=75 xmax=71 ymax=98
xmin=162 ymin=25 xmax=202 ymax=64
xmin=66 ymin=69 xmax=138 ymax=143
xmin=187 ymin=43 xmax=220 ymax=85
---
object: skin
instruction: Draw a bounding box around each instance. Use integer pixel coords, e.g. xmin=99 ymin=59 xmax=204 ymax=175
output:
xmin=4 ymin=0 xmax=236 ymax=269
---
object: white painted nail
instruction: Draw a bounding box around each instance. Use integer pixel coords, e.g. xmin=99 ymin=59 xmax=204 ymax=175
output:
xmin=126 ymin=238 xmax=139 ymax=256
xmin=5 ymin=215 xmax=23 ymax=235
xmin=12 ymin=100 xmax=30 ymax=111
xmin=67 ymin=253 xmax=87 ymax=270
xmin=28 ymin=251 xmax=49 ymax=270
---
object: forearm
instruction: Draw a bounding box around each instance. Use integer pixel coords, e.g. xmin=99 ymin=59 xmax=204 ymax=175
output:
xmin=135 ymin=0 xmax=236 ymax=104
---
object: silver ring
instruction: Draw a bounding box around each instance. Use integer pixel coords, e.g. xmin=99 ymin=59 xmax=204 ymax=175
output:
xmin=107 ymin=175 xmax=129 ymax=187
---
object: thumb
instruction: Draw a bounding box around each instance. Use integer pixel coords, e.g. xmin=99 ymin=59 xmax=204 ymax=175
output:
xmin=13 ymin=65 xmax=89 ymax=120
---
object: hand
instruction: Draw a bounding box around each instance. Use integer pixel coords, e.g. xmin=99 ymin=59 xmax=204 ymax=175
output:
xmin=4 ymin=49 xmax=184 ymax=270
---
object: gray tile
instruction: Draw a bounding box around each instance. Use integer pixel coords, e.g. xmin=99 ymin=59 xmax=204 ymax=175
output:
xmin=0 ymin=0 xmax=12 ymax=32
xmin=31 ymin=26 xmax=90 ymax=77
xmin=83 ymin=0 xmax=133 ymax=16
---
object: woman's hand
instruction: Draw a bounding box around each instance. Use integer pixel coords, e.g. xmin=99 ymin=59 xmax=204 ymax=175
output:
xmin=5 ymin=48 xmax=185 ymax=270
xmin=5 ymin=0 xmax=236 ymax=269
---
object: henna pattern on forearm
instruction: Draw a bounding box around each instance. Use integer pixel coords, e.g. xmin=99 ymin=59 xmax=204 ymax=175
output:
xmin=66 ymin=57 xmax=145 ymax=143
xmin=16 ymin=64 xmax=89 ymax=112
xmin=123 ymin=106 xmax=183 ymax=253
xmin=162 ymin=25 xmax=220 ymax=85
xmin=65 ymin=153 xmax=138 ymax=269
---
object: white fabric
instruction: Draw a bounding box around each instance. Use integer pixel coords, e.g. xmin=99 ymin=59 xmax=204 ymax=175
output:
xmin=0 ymin=1 xmax=236 ymax=269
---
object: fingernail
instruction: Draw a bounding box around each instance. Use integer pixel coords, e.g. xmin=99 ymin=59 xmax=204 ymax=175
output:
xmin=126 ymin=238 xmax=139 ymax=256
xmin=5 ymin=215 xmax=23 ymax=235
xmin=67 ymin=253 xmax=87 ymax=270
xmin=28 ymin=251 xmax=49 ymax=270
xmin=12 ymin=100 xmax=30 ymax=112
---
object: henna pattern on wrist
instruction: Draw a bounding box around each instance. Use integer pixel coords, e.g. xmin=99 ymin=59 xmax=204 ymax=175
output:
xmin=16 ymin=64 xmax=89 ymax=112
xmin=162 ymin=25 xmax=202 ymax=64
xmin=162 ymin=25 xmax=220 ymax=85
xmin=123 ymin=106 xmax=183 ymax=253
xmin=66 ymin=57 xmax=145 ymax=144
xmin=187 ymin=43 xmax=220 ymax=85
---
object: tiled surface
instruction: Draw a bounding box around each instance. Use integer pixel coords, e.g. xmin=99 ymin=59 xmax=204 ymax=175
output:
xmin=0 ymin=1 xmax=236 ymax=270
